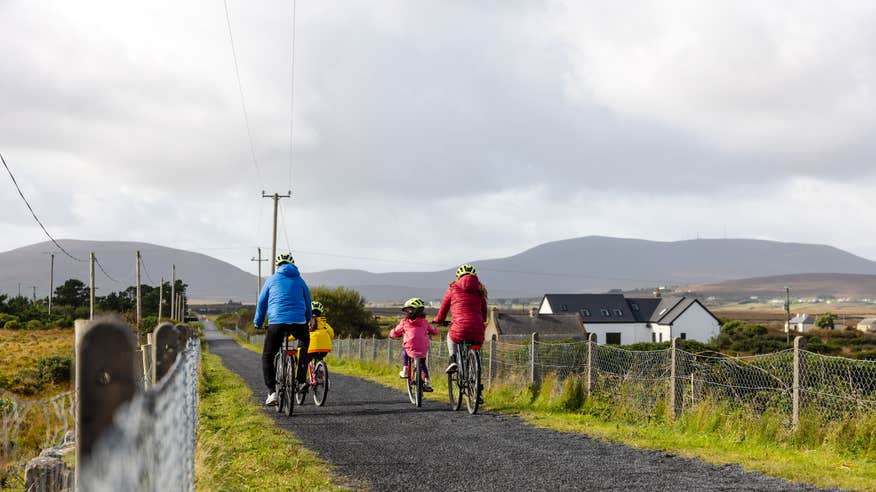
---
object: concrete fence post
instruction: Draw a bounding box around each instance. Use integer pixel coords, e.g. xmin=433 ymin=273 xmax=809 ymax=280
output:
xmin=153 ymin=322 xmax=181 ymax=383
xmin=586 ymin=333 xmax=596 ymax=398
xmin=358 ymin=334 xmax=364 ymax=359
xmin=387 ymin=337 xmax=393 ymax=365
xmin=793 ymin=335 xmax=807 ymax=429
xmin=372 ymin=334 xmax=378 ymax=360
xmin=670 ymin=337 xmax=683 ymax=419
xmin=530 ymin=332 xmax=539 ymax=386
xmin=488 ymin=336 xmax=497 ymax=390
xmin=75 ymin=318 xmax=138 ymax=484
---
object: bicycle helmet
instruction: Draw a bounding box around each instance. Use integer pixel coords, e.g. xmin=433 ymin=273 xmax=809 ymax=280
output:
xmin=456 ymin=263 xmax=476 ymax=278
xmin=402 ymin=297 xmax=426 ymax=310
xmin=275 ymin=252 xmax=295 ymax=267
xmin=311 ymin=301 xmax=325 ymax=314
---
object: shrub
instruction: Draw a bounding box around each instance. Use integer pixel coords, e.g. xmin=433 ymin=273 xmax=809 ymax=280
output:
xmin=25 ymin=320 xmax=44 ymax=330
xmin=4 ymin=319 xmax=22 ymax=330
xmin=36 ymin=355 xmax=72 ymax=385
xmin=0 ymin=313 xmax=19 ymax=326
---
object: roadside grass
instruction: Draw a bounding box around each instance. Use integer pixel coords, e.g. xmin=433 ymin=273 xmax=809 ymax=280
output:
xmin=326 ymin=356 xmax=876 ymax=491
xmin=196 ymin=350 xmax=350 ymax=491
xmin=0 ymin=328 xmax=73 ymax=396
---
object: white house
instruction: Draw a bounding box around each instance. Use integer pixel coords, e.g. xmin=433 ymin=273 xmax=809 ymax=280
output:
xmin=857 ymin=318 xmax=876 ymax=333
xmin=785 ymin=314 xmax=816 ymax=333
xmin=538 ymin=294 xmax=721 ymax=344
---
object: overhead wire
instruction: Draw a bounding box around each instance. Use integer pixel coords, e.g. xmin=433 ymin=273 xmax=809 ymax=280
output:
xmin=1 ymin=153 xmax=84 ymax=262
xmin=94 ymin=255 xmax=122 ymax=284
xmin=279 ymin=201 xmax=292 ymax=252
xmin=222 ymin=0 xmax=264 ymax=189
xmin=288 ymin=0 xmax=297 ymax=193
xmin=139 ymin=255 xmax=155 ymax=285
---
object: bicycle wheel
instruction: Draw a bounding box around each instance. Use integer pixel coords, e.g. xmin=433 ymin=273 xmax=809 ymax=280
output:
xmin=295 ymin=363 xmax=308 ymax=406
xmin=283 ymin=353 xmax=295 ymax=416
xmin=312 ymin=361 xmax=329 ymax=406
xmin=415 ymin=359 xmax=423 ymax=408
xmin=406 ymin=362 xmax=416 ymax=405
xmin=448 ymin=370 xmax=462 ymax=411
xmin=274 ymin=352 xmax=285 ymax=414
xmin=464 ymin=350 xmax=481 ymax=415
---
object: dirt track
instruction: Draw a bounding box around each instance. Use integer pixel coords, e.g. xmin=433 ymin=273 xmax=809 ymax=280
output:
xmin=204 ymin=323 xmax=829 ymax=491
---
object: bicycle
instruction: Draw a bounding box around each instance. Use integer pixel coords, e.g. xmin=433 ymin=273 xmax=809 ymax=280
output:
xmin=447 ymin=340 xmax=482 ymax=415
xmin=295 ymin=352 xmax=330 ymax=406
xmin=403 ymin=354 xmax=427 ymax=407
xmin=273 ymin=337 xmax=298 ymax=416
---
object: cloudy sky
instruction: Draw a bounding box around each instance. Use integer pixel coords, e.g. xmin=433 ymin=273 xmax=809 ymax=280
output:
xmin=2 ymin=0 xmax=876 ymax=276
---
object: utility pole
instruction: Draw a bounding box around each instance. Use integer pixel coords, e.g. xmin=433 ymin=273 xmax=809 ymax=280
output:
xmin=49 ymin=253 xmax=54 ymax=316
xmin=31 ymin=286 xmax=36 ymax=302
xmin=18 ymin=283 xmax=21 ymax=298
xmin=90 ymin=252 xmax=95 ymax=320
xmin=136 ymin=251 xmax=142 ymax=330
xmin=251 ymin=247 xmax=268 ymax=301
xmin=171 ymin=264 xmax=176 ymax=321
xmin=262 ymin=191 xmax=292 ymax=274
xmin=785 ymin=286 xmax=791 ymax=344
xmin=158 ymin=277 xmax=164 ymax=320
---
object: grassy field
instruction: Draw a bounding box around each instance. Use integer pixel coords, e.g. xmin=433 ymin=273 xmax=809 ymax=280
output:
xmin=327 ymin=357 xmax=876 ymax=491
xmin=0 ymin=328 xmax=74 ymax=395
xmin=196 ymin=349 xmax=351 ymax=491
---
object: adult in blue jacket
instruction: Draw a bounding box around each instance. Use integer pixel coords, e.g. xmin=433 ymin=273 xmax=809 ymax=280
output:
xmin=254 ymin=253 xmax=312 ymax=406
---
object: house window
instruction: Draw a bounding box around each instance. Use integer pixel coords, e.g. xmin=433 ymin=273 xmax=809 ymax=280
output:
xmin=631 ymin=303 xmax=640 ymax=311
xmin=560 ymin=304 xmax=568 ymax=312
xmin=613 ymin=309 xmax=623 ymax=317
xmin=658 ymin=333 xmax=663 ymax=342
xmin=606 ymin=332 xmax=622 ymax=345
xmin=680 ymin=333 xmax=687 ymax=340
xmin=581 ymin=308 xmax=591 ymax=317
xmin=601 ymin=308 xmax=610 ymax=317
xmin=651 ymin=333 xmax=656 ymax=342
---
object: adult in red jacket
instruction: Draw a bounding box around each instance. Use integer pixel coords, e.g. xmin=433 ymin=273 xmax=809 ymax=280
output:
xmin=433 ymin=263 xmax=488 ymax=374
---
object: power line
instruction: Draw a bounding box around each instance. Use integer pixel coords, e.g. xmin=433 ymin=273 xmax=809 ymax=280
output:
xmin=279 ymin=201 xmax=292 ymax=252
xmin=139 ymin=255 xmax=155 ymax=285
xmin=222 ymin=0 xmax=264 ymax=189
xmin=288 ymin=0 xmax=297 ymax=192
xmin=1 ymin=153 xmax=84 ymax=262
xmin=94 ymin=255 xmax=122 ymax=284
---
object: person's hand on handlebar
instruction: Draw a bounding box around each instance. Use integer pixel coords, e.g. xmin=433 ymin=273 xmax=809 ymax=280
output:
xmin=432 ymin=319 xmax=450 ymax=327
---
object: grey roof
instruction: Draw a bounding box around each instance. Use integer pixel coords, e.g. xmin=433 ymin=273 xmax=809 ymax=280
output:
xmin=625 ymin=297 xmax=664 ymax=322
xmin=496 ymin=312 xmax=586 ymax=337
xmin=542 ymin=294 xmax=637 ymax=323
xmin=789 ymin=314 xmax=815 ymax=324
xmin=858 ymin=318 xmax=876 ymax=325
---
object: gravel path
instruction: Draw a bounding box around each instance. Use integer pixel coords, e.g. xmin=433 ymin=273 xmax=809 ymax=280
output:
xmin=204 ymin=323 xmax=827 ymax=491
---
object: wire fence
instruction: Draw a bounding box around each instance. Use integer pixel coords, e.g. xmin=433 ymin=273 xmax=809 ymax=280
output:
xmin=332 ymin=334 xmax=876 ymax=424
xmin=0 ymin=390 xmax=75 ymax=488
xmin=79 ymin=336 xmax=200 ymax=491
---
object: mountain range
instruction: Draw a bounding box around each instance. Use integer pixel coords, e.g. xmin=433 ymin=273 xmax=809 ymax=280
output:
xmin=2 ymin=236 xmax=876 ymax=302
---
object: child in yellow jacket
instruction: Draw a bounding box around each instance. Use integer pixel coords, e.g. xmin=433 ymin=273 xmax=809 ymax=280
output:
xmin=308 ymin=301 xmax=334 ymax=360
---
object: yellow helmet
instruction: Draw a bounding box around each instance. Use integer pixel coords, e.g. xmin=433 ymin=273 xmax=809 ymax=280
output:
xmin=275 ymin=253 xmax=295 ymax=267
xmin=403 ymin=297 xmax=425 ymax=310
xmin=311 ymin=301 xmax=325 ymax=314
xmin=456 ymin=264 xmax=476 ymax=278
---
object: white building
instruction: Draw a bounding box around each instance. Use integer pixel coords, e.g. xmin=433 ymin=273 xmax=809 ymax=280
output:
xmin=857 ymin=318 xmax=876 ymax=333
xmin=785 ymin=314 xmax=816 ymax=333
xmin=538 ymin=294 xmax=721 ymax=344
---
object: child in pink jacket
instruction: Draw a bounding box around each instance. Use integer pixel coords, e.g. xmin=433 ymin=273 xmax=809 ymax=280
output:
xmin=389 ymin=297 xmax=438 ymax=392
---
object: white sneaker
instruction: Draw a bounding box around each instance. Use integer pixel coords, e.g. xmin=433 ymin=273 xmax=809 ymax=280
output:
xmin=265 ymin=392 xmax=278 ymax=406
xmin=445 ymin=362 xmax=458 ymax=374
xmin=399 ymin=369 xmax=408 ymax=378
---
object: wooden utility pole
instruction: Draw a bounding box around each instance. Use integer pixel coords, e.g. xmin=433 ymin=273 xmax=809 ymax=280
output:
xmin=89 ymin=252 xmax=95 ymax=320
xmin=251 ymin=247 xmax=268 ymax=300
xmin=158 ymin=277 xmax=164 ymax=320
xmin=785 ymin=286 xmax=791 ymax=344
xmin=136 ymin=251 xmax=142 ymax=330
xmin=48 ymin=253 xmax=54 ymax=315
xmin=262 ymin=191 xmax=292 ymax=274
xmin=170 ymin=264 xmax=176 ymax=321
xmin=31 ymin=286 xmax=36 ymax=302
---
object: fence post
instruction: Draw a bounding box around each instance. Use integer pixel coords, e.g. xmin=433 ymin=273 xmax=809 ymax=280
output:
xmin=793 ymin=335 xmax=807 ymax=429
xmin=488 ymin=336 xmax=497 ymax=390
xmin=372 ymin=334 xmax=378 ymax=360
xmin=387 ymin=337 xmax=393 ymax=365
xmin=153 ymin=322 xmax=181 ymax=383
xmin=529 ymin=332 xmax=539 ymax=386
xmin=75 ymin=318 xmax=138 ymax=483
xmin=586 ymin=333 xmax=596 ymax=398
xmin=670 ymin=337 xmax=682 ymax=419
xmin=358 ymin=334 xmax=364 ymax=359
xmin=438 ymin=334 xmax=444 ymax=359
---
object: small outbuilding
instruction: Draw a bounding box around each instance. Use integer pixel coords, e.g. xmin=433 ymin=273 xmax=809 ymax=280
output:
xmin=857 ymin=318 xmax=876 ymax=333
xmin=785 ymin=314 xmax=816 ymax=333
xmin=484 ymin=307 xmax=587 ymax=342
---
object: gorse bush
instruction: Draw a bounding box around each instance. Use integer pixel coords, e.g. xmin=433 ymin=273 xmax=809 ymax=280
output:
xmin=36 ymin=355 xmax=72 ymax=385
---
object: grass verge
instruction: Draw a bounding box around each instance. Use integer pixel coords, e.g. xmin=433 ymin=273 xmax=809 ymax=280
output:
xmin=196 ymin=349 xmax=349 ymax=491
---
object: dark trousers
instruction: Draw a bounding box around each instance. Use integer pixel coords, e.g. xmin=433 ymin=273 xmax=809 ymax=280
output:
xmin=262 ymin=323 xmax=310 ymax=392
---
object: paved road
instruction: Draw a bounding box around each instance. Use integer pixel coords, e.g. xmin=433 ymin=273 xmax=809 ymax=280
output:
xmin=203 ymin=323 xmax=827 ymax=491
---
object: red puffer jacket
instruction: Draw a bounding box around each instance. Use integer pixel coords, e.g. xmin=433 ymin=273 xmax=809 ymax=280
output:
xmin=433 ymin=274 xmax=488 ymax=344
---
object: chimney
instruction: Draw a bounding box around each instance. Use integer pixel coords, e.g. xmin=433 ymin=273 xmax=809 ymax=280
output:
xmin=653 ymin=287 xmax=661 ymax=298
xmin=529 ymin=307 xmax=539 ymax=318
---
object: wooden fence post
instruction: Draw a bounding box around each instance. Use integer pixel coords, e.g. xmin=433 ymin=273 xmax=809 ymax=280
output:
xmin=670 ymin=337 xmax=682 ymax=419
xmin=358 ymin=334 xmax=364 ymax=359
xmin=793 ymin=335 xmax=807 ymax=429
xmin=488 ymin=336 xmax=497 ymax=390
xmin=372 ymin=334 xmax=378 ymax=360
xmin=530 ymin=332 xmax=539 ymax=386
xmin=387 ymin=337 xmax=393 ymax=365
xmin=75 ymin=318 xmax=137 ymax=481
xmin=153 ymin=322 xmax=181 ymax=383
xmin=586 ymin=333 xmax=596 ymax=398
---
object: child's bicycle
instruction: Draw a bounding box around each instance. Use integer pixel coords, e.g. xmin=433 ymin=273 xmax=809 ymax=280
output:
xmin=295 ymin=351 xmax=330 ymax=406
xmin=273 ymin=337 xmax=298 ymax=416
xmin=403 ymin=354 xmax=427 ymax=407
xmin=447 ymin=340 xmax=482 ymax=415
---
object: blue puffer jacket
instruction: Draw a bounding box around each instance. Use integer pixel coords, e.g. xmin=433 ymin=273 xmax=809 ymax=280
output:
xmin=253 ymin=263 xmax=312 ymax=328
